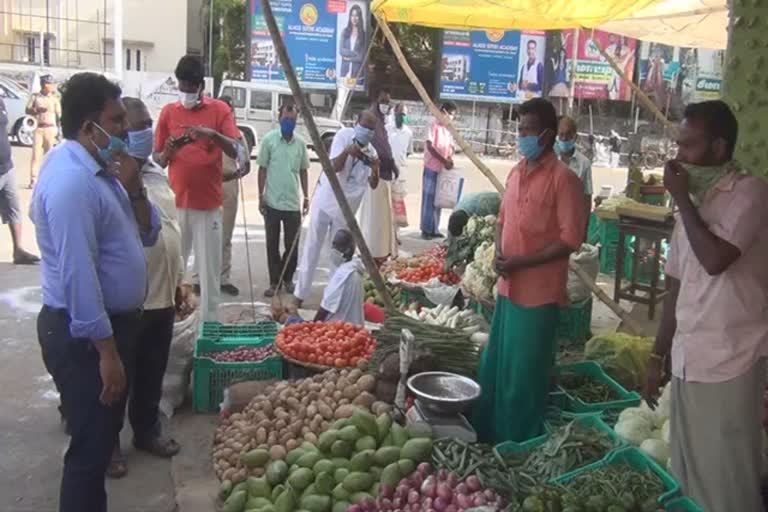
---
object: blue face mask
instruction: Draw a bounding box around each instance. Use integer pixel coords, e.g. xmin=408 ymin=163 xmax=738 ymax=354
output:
xmin=554 ymin=138 xmax=575 ymax=155
xmin=280 ymin=117 xmax=296 ymax=138
xmin=91 ymin=122 xmax=127 ymax=166
xmin=354 ymin=124 xmax=374 ymax=146
xmin=517 ymin=132 xmax=546 ymax=161
xmin=127 ymin=128 xmax=154 ymax=160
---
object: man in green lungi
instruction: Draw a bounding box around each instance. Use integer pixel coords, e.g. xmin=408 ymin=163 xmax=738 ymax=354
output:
xmin=472 ymin=98 xmax=587 ymax=443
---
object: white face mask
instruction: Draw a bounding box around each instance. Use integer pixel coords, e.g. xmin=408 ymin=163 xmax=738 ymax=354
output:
xmin=378 ymin=103 xmax=391 ymax=116
xmin=179 ymin=90 xmax=200 ymax=109
xmin=330 ymin=249 xmax=346 ymax=267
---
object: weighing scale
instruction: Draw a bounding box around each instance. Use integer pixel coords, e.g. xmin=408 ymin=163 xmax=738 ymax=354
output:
xmin=405 ymin=400 xmax=477 ymax=442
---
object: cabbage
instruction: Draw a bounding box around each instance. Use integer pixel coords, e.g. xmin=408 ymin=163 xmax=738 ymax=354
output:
xmin=614 ymin=418 xmax=652 ymax=446
xmin=583 ymin=333 xmax=654 ymax=390
xmin=661 ymin=419 xmax=670 ymax=444
xmin=640 ymin=439 xmax=670 ymax=465
xmin=618 ymin=406 xmax=655 ymax=427
xmin=649 ymin=429 xmax=662 ymax=440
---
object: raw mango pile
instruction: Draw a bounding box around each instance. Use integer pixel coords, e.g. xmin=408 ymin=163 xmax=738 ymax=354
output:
xmin=218 ymin=409 xmax=433 ymax=512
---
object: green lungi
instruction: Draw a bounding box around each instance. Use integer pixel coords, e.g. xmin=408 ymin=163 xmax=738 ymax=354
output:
xmin=471 ymin=296 xmax=559 ymax=443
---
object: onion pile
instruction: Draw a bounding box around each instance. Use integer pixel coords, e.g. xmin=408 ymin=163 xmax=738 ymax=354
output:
xmin=356 ymin=462 xmax=505 ymax=512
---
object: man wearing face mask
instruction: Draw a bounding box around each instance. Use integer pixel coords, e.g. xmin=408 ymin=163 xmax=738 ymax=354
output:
xmin=642 ymin=101 xmax=768 ymax=512
xmin=30 ymin=73 xmax=161 ymax=512
xmin=294 ymin=110 xmax=380 ymax=306
xmin=555 ymin=116 xmax=592 ymax=231
xmin=103 ymin=97 xmax=183 ymax=478
xmin=360 ymin=89 xmax=397 ymax=262
xmin=314 ymin=229 xmax=365 ymax=326
xmin=387 ymin=103 xmax=413 ymax=241
xmin=472 ymin=98 xmax=586 ymax=443
xmin=153 ymin=55 xmax=241 ymax=321
xmin=421 ymin=101 xmax=457 ymax=239
xmin=257 ymin=103 xmax=310 ymax=297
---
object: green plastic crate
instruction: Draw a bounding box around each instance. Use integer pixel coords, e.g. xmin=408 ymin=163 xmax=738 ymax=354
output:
xmin=598 ymin=218 xmax=620 ymax=247
xmin=556 ymin=361 xmax=641 ymax=413
xmin=587 ymin=213 xmax=600 ymax=246
xmin=556 ymin=297 xmax=592 ymax=345
xmin=554 ymin=447 xmax=681 ymax=505
xmin=665 ymin=497 xmax=704 ymax=512
xmin=496 ymin=415 xmax=625 ymax=482
xmin=200 ymin=320 xmax=279 ymax=342
xmin=192 ymin=335 xmax=282 ymax=413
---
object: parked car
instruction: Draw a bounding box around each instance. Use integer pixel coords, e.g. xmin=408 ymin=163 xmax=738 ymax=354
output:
xmin=218 ymin=80 xmax=342 ymax=154
xmin=0 ymin=77 xmax=33 ymax=146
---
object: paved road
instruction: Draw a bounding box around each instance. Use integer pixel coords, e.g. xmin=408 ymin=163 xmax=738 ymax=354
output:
xmin=0 ymin=144 xmax=629 ymax=511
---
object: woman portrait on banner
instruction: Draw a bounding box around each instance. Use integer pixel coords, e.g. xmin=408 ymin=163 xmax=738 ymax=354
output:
xmin=339 ymin=4 xmax=367 ymax=81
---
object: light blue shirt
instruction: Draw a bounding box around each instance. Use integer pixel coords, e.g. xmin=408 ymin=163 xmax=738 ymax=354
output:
xmin=563 ymin=150 xmax=593 ymax=196
xmin=30 ymin=140 xmax=161 ymax=341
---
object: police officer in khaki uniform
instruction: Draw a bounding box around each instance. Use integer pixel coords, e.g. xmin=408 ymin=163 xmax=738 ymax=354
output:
xmin=26 ymin=74 xmax=61 ymax=187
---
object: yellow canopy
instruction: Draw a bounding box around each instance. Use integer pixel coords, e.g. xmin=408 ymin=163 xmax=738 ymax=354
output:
xmin=599 ymin=0 xmax=727 ymax=49
xmin=371 ymin=0 xmax=659 ymax=31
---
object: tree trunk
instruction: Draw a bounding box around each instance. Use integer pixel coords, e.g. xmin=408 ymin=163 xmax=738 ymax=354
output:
xmin=723 ymin=0 xmax=768 ymax=176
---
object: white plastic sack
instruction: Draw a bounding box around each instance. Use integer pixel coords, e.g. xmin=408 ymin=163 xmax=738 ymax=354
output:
xmin=434 ymin=168 xmax=464 ymax=209
xmin=159 ymin=311 xmax=200 ymax=418
xmin=422 ymin=277 xmax=461 ymax=306
xmin=567 ymin=244 xmax=599 ymax=303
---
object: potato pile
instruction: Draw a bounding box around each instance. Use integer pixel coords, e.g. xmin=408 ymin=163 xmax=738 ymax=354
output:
xmin=213 ymin=364 xmax=391 ymax=483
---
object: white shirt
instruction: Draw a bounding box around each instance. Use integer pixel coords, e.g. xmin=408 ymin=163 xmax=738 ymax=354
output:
xmin=321 ymin=258 xmax=365 ymax=326
xmin=316 ymin=127 xmax=377 ymax=220
xmin=142 ymin=161 xmax=184 ymax=310
xmin=562 ymin=150 xmax=593 ymax=196
xmin=387 ymin=125 xmax=413 ymax=170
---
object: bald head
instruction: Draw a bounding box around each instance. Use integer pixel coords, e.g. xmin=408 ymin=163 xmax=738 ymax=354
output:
xmin=359 ymin=110 xmax=378 ymax=130
xmin=123 ymin=96 xmax=151 ymax=131
xmin=332 ymin=229 xmax=355 ymax=259
xmin=558 ymin=116 xmax=577 ymax=141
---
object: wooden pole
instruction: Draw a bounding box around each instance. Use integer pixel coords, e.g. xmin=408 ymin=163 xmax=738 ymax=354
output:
xmin=569 ymin=262 xmax=644 ymax=336
xmin=376 ymin=16 xmax=505 ymax=193
xmin=590 ymin=33 xmax=677 ymax=135
xmin=259 ymin=0 xmax=395 ymax=312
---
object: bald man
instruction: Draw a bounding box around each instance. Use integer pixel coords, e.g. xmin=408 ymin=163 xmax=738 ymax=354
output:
xmin=314 ymin=229 xmax=365 ymax=325
xmin=294 ymin=111 xmax=380 ymax=305
xmin=556 ymin=116 xmax=592 ymax=227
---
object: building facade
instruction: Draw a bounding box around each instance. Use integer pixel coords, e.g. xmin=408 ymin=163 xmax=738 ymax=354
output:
xmin=0 ymin=0 xmax=202 ymax=73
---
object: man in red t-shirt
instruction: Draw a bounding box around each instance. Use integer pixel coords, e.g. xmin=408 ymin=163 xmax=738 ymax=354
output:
xmin=153 ymin=55 xmax=241 ymax=320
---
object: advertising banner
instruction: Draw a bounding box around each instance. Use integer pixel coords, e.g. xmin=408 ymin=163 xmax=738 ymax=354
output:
xmin=438 ymin=29 xmax=546 ymax=104
xmin=545 ymin=29 xmax=637 ymax=101
xmin=637 ymin=42 xmax=724 ymax=110
xmin=249 ymin=0 xmax=368 ymax=90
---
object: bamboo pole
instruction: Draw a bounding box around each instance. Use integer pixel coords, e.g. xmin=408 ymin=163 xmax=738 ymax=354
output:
xmin=376 ymin=16 xmax=505 ymax=193
xmin=259 ymin=0 xmax=395 ymax=311
xmin=590 ymin=32 xmax=677 ymax=135
xmin=569 ymin=262 xmax=644 ymax=336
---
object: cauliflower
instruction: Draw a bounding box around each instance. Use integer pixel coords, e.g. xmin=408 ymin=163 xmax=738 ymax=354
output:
xmin=465 ymin=217 xmax=479 ymax=235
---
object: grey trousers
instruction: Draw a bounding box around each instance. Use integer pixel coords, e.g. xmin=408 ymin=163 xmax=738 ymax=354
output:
xmin=670 ymin=358 xmax=765 ymax=512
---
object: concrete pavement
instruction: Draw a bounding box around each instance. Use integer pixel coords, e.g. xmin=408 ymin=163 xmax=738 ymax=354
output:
xmin=0 ymin=144 xmax=630 ymax=511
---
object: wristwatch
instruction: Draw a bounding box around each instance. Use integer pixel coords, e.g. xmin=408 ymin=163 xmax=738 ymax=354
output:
xmin=129 ymin=186 xmax=148 ymax=202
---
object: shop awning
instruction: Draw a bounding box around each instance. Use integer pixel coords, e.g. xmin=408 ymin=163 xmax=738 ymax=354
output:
xmin=599 ymin=0 xmax=727 ymax=49
xmin=372 ymin=0 xmax=728 ymax=49
xmin=370 ymin=0 xmax=659 ymax=31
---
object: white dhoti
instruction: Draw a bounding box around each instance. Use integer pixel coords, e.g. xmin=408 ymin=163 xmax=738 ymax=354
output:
xmin=294 ymin=206 xmax=346 ymax=302
xmin=359 ymin=180 xmax=397 ymax=259
xmin=670 ymin=358 xmax=765 ymax=512
xmin=179 ymin=208 xmax=222 ymax=321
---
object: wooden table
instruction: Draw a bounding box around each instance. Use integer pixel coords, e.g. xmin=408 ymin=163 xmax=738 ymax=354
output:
xmin=613 ymin=214 xmax=674 ymax=320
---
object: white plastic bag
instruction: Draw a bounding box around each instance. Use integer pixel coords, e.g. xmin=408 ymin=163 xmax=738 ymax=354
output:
xmin=159 ymin=310 xmax=199 ymax=418
xmin=434 ymin=168 xmax=464 ymax=209
xmin=567 ymin=244 xmax=599 ymax=303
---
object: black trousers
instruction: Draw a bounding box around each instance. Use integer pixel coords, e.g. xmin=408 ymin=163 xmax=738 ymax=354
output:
xmin=125 ymin=307 xmax=175 ymax=444
xmin=264 ymin=205 xmax=301 ymax=286
xmin=37 ymin=306 xmax=140 ymax=512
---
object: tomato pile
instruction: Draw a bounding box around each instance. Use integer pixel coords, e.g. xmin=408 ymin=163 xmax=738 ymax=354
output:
xmin=275 ymin=321 xmax=375 ymax=368
xmin=397 ymin=259 xmax=460 ymax=285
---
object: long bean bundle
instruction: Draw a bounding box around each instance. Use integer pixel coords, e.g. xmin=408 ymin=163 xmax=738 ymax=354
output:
xmin=559 ymin=373 xmax=621 ymax=403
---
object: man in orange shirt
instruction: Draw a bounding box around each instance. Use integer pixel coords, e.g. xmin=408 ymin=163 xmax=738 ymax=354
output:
xmin=472 ymin=98 xmax=587 ymax=443
xmin=154 ymin=56 xmax=241 ymax=321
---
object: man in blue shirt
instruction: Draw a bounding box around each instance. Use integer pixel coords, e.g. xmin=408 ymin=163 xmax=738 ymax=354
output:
xmin=31 ymin=72 xmax=160 ymax=512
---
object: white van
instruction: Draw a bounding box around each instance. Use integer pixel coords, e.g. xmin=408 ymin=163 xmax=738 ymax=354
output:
xmin=218 ymin=80 xmax=343 ymax=154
